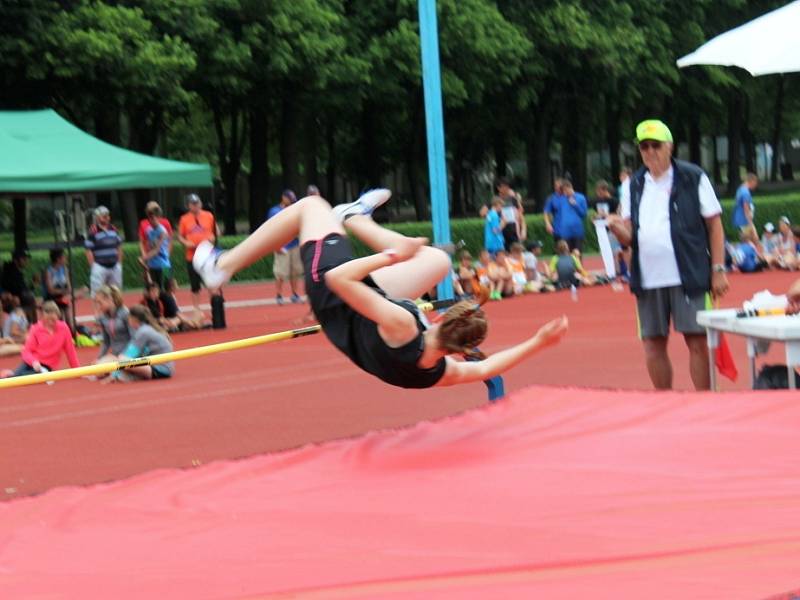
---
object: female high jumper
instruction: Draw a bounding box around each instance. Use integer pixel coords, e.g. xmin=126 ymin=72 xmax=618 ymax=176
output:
xmin=192 ymin=190 xmax=567 ymax=389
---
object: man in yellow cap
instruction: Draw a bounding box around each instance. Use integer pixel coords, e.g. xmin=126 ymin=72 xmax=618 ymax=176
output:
xmin=607 ymin=119 xmax=728 ymax=391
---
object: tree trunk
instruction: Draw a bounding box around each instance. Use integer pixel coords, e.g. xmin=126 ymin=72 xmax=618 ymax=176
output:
xmin=303 ymin=113 xmax=320 ymax=191
xmin=688 ymin=112 xmax=701 ymax=167
xmin=726 ymin=90 xmax=743 ymax=196
xmin=119 ymin=190 xmax=138 ymax=242
xmin=561 ymin=96 xmax=586 ymax=192
xmin=12 ymin=197 xmax=26 ymax=251
xmin=325 ymin=120 xmax=337 ymax=204
xmin=526 ymin=115 xmax=551 ymax=213
xmin=210 ymin=102 xmax=246 ymax=235
xmin=360 ymin=101 xmax=381 ymax=189
xmin=712 ymin=135 xmax=722 ymax=186
xmin=604 ymin=100 xmax=621 ymax=183
xmin=248 ymin=105 xmax=269 ymax=232
xmin=493 ymin=131 xmax=507 ymax=179
xmin=742 ymin=92 xmax=755 ymax=174
xmin=770 ymin=75 xmax=785 ymax=181
xmin=280 ymin=95 xmax=301 ymax=192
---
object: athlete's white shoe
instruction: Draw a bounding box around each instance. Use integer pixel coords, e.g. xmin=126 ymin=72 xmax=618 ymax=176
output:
xmin=331 ymin=188 xmax=391 ymax=222
xmin=192 ymin=241 xmax=230 ymax=289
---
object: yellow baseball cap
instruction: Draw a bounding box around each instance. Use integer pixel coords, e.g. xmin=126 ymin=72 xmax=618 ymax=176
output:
xmin=636 ymin=119 xmax=673 ymax=143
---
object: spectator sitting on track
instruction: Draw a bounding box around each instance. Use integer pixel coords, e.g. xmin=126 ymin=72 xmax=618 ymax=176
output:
xmin=0 ymin=301 xmax=79 ymax=378
xmin=457 ymin=250 xmax=479 ymax=297
xmin=523 ymin=240 xmax=553 ymax=283
xmin=730 ymin=230 xmax=768 ymax=273
xmin=0 ymin=297 xmax=29 ymax=358
xmin=94 ymin=285 xmax=133 ymax=366
xmin=1 ymin=249 xmax=37 ymax=323
xmin=777 ymin=216 xmax=797 ymax=270
xmin=761 ymin=222 xmax=780 ymax=268
xmin=549 ymin=240 xmax=595 ymax=289
xmin=105 ymin=304 xmax=175 ymax=383
xmin=162 ymin=278 xmax=207 ymax=331
xmin=507 ymin=243 xmax=530 ymax=294
xmin=490 ymin=250 xmax=515 ymax=299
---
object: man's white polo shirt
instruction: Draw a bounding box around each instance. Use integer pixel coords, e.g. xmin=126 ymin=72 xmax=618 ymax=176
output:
xmin=621 ymin=167 xmax=721 ymax=289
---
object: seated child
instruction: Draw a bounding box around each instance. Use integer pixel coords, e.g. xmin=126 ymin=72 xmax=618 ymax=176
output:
xmin=457 ymin=250 xmax=480 ymax=297
xmin=1 ymin=301 xmax=79 ymax=378
xmin=730 ymin=231 xmax=767 ymax=273
xmin=106 ymin=304 xmax=174 ymax=383
xmin=507 ymin=243 xmax=531 ymax=294
xmin=489 ymin=250 xmax=514 ymax=299
xmin=549 ymin=240 xmax=595 ymax=290
xmin=0 ymin=299 xmax=29 ymax=358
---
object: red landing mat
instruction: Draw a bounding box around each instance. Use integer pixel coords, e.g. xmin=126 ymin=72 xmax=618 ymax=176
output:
xmin=2 ymin=386 xmax=800 ymax=599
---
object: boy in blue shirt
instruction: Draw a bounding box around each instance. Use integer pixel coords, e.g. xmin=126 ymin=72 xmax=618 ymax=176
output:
xmin=484 ymin=197 xmax=505 ymax=256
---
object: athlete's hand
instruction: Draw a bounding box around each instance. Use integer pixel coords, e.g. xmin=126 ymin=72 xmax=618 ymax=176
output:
xmin=534 ymin=316 xmax=568 ymax=349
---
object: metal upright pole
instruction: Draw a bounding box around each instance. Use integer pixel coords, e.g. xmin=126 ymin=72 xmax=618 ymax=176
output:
xmin=419 ymin=0 xmax=453 ymax=299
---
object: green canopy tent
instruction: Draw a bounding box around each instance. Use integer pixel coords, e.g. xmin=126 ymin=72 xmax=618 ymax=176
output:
xmin=0 ymin=109 xmax=211 ymax=192
xmin=0 ymin=109 xmax=213 ymax=330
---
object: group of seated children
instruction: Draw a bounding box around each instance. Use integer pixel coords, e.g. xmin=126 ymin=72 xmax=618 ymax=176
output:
xmin=728 ymin=217 xmax=800 ymax=274
xmin=141 ymin=280 xmax=206 ymax=333
xmin=457 ymin=240 xmax=600 ymax=301
xmin=0 ymin=285 xmax=176 ymax=383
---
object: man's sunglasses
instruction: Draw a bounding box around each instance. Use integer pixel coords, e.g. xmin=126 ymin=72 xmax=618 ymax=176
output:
xmin=638 ymin=140 xmax=663 ymax=151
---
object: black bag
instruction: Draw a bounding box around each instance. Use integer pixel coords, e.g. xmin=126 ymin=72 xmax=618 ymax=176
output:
xmin=211 ymin=293 xmax=226 ymax=329
xmin=754 ymin=364 xmax=800 ymax=390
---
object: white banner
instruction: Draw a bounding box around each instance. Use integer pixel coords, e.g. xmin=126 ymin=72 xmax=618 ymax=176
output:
xmin=593 ymin=219 xmax=616 ymax=279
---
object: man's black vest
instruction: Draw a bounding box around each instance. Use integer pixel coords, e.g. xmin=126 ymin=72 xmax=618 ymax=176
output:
xmin=629 ymin=159 xmax=711 ymax=297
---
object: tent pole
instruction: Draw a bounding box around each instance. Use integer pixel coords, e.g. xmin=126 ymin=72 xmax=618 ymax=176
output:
xmin=65 ymin=193 xmax=77 ymax=335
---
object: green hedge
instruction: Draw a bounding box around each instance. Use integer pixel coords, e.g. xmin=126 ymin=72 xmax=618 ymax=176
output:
xmin=13 ymin=192 xmax=800 ymax=290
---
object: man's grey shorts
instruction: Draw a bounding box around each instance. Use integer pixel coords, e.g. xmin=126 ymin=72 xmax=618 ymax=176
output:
xmin=636 ymin=285 xmax=709 ymax=339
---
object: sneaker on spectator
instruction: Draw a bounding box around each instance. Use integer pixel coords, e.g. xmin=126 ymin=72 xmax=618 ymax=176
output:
xmin=290 ymin=293 xmax=302 ymax=304
xmin=276 ymin=294 xmax=284 ymax=306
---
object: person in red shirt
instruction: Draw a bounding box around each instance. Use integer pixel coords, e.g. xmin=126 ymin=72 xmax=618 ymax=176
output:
xmin=1 ymin=301 xmax=79 ymax=378
xmin=177 ymin=194 xmax=220 ymax=316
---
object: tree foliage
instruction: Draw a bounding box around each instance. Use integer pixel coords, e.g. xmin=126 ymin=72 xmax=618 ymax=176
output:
xmin=1 ymin=0 xmax=798 ymax=231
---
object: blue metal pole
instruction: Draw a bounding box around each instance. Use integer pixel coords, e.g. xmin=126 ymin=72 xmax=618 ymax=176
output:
xmin=418 ymin=0 xmax=453 ymax=300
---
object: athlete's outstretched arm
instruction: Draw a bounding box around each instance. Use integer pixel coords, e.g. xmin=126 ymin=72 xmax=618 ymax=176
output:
xmin=436 ymin=316 xmax=568 ymax=386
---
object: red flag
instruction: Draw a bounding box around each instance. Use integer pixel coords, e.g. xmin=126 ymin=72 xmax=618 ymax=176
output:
xmin=715 ymin=332 xmax=739 ymax=382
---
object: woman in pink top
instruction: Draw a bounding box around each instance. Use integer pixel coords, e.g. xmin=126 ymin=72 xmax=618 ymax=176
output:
xmin=2 ymin=301 xmax=79 ymax=378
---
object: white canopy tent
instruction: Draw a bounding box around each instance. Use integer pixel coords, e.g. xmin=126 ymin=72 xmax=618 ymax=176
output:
xmin=677 ymin=1 xmax=800 ymax=76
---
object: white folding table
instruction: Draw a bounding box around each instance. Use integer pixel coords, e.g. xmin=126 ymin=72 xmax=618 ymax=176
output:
xmin=696 ymin=309 xmax=800 ymax=390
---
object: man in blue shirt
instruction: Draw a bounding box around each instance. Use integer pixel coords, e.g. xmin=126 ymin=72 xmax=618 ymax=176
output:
xmin=732 ymin=172 xmax=758 ymax=238
xmin=266 ymin=190 xmax=303 ymax=305
xmin=544 ymin=180 xmax=588 ymax=251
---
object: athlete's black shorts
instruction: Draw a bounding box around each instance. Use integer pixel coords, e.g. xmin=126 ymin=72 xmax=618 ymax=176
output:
xmin=300 ymin=233 xmax=378 ymax=347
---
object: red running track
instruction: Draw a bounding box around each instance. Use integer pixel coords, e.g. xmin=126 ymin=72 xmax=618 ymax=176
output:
xmin=1 ymin=269 xmax=798 ymax=500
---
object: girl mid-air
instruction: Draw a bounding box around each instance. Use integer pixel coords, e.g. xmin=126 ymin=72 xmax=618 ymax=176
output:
xmin=193 ymin=190 xmax=567 ymax=389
